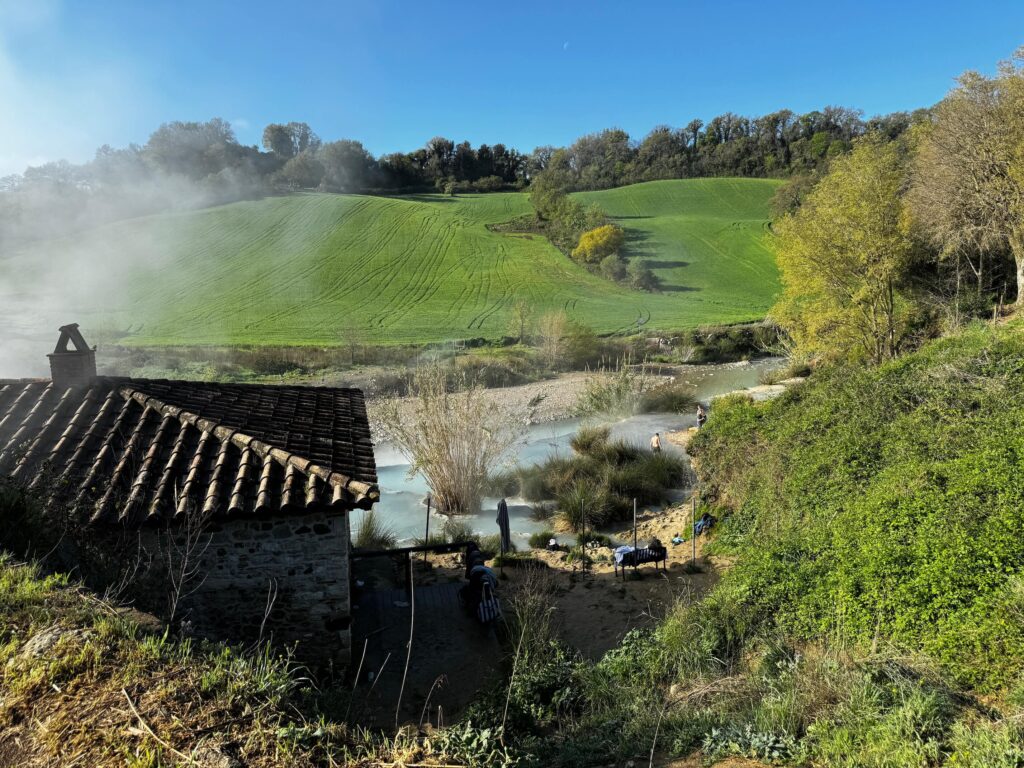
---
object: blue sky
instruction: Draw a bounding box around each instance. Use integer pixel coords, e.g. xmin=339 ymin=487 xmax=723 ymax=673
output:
xmin=1 ymin=0 xmax=1022 ymax=175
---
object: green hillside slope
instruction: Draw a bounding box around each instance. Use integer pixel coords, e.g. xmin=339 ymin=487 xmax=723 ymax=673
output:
xmin=1 ymin=179 xmax=781 ymax=346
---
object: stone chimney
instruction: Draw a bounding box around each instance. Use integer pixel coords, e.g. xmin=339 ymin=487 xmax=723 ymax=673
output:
xmin=48 ymin=323 xmax=97 ymax=389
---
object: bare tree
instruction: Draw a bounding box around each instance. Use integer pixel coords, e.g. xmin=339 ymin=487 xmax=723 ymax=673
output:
xmin=338 ymin=317 xmax=365 ymax=366
xmin=535 ymin=310 xmax=569 ymax=368
xmin=909 ymin=50 xmax=1024 ymax=304
xmin=507 ymin=298 xmax=533 ymax=345
xmin=377 ymin=366 xmax=525 ymax=514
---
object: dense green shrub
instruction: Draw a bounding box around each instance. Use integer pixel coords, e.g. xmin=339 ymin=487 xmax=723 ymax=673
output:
xmin=523 ymin=426 xmax=688 ymax=531
xmin=689 ymin=321 xmax=1024 ymax=689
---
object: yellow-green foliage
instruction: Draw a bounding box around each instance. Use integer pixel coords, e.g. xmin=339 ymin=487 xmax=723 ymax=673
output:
xmin=772 ymin=136 xmax=916 ymax=365
xmin=571 ymin=223 xmax=625 ymax=264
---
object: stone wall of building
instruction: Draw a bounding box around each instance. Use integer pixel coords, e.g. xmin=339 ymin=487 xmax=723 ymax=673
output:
xmin=137 ymin=510 xmax=352 ymax=667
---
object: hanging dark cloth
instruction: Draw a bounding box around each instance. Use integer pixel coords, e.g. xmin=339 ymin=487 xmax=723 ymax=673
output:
xmin=496 ymin=498 xmax=512 ymax=555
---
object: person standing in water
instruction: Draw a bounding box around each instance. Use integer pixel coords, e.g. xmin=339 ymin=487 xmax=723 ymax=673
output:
xmin=697 ymin=404 xmax=707 ymax=428
xmin=651 ymin=432 xmax=662 ymax=453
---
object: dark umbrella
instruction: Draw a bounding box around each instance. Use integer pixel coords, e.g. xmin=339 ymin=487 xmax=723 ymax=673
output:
xmin=496 ymin=498 xmax=512 ymax=556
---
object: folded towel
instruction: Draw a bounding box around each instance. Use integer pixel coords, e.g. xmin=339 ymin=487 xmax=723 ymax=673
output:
xmin=614 ymin=545 xmax=635 ymax=565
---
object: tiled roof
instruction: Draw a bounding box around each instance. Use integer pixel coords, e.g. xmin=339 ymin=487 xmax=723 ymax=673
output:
xmin=0 ymin=377 xmax=378 ymax=527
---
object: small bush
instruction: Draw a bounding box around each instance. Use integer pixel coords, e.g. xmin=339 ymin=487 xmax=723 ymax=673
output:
xmin=638 ymin=381 xmax=696 ymax=413
xmin=570 ymin=425 xmax=611 ymax=454
xmin=528 ymin=529 xmax=556 ymax=548
xmin=485 ymin=469 xmax=520 ymax=498
xmin=478 ymin=533 xmax=516 ymax=556
xmin=602 ymin=437 xmax=644 ymax=465
xmin=441 ymin=517 xmax=475 ymax=543
xmin=518 ymin=464 xmax=556 ymax=502
xmin=599 ymin=253 xmax=628 ymax=281
xmin=572 ymin=363 xmax=653 ymax=417
xmin=556 ymin=481 xmax=611 ymax=532
xmin=530 ymin=502 xmax=555 ymax=521
xmin=627 ymin=258 xmax=661 ymax=291
xmin=353 ymin=510 xmax=398 ymax=549
xmin=572 ymin=223 xmax=626 ymax=264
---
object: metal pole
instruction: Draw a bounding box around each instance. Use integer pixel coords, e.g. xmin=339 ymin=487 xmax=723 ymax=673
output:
xmin=691 ymin=494 xmax=696 ymax=564
xmin=423 ymin=494 xmax=431 ymax=565
xmin=581 ymin=500 xmax=586 ymax=573
xmin=633 ymin=498 xmax=638 ymax=553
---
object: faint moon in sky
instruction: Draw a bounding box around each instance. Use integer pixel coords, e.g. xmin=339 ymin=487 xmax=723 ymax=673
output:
xmin=563 ymin=41 xmax=570 ymax=51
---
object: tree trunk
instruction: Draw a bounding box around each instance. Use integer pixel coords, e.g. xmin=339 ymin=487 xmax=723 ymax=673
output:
xmin=1016 ymin=254 xmax=1024 ymax=307
xmin=1011 ymin=231 xmax=1024 ymax=306
xmin=887 ymin=277 xmax=897 ymax=360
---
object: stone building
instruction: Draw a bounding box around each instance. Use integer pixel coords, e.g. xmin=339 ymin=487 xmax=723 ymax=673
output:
xmin=0 ymin=325 xmax=378 ymax=665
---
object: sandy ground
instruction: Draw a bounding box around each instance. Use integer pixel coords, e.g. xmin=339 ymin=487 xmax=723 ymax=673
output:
xmin=664 ymin=425 xmax=699 ymax=451
xmin=413 ymin=499 xmax=723 ymax=661
xmin=531 ymin=498 xmax=727 ymax=659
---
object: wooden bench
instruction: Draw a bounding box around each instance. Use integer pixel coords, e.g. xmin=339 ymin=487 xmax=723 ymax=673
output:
xmin=614 ymin=546 xmax=668 ymax=578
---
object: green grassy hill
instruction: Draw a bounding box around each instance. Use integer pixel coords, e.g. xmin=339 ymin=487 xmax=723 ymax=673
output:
xmin=1 ymin=178 xmax=781 ymax=346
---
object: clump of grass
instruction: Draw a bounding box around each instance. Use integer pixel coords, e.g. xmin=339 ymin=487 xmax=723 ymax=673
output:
xmin=528 ymin=529 xmax=556 ymax=548
xmin=758 ymin=359 xmax=812 ymax=385
xmin=416 ymin=516 xmax=477 ymax=546
xmin=638 ymin=381 xmax=697 ymax=414
xmin=518 ymin=465 xmax=551 ymax=502
xmin=570 ymin=425 xmax=611 ymax=454
xmin=353 ymin=510 xmax=398 ymax=550
xmin=572 ymin=361 xmax=654 ymax=417
xmin=555 ymin=481 xmax=611 ymax=533
xmin=441 ymin=517 xmax=475 ymax=543
xmin=526 ymin=426 xmax=690 ymax=533
xmin=530 ymin=502 xmax=555 ymax=521
xmin=485 ymin=469 xmax=520 ymax=497
xmin=479 ymin=533 xmax=517 ymax=556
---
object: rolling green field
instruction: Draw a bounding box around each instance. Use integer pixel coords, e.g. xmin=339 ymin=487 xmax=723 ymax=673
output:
xmin=1 ymin=178 xmax=781 ymax=346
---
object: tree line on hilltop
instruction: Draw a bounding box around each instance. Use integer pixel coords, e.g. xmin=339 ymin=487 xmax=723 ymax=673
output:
xmin=0 ymin=103 xmax=917 ymax=247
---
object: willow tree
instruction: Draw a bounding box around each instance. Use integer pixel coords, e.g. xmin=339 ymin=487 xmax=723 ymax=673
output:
xmin=771 ymin=136 xmax=915 ymax=365
xmin=378 ymin=366 xmax=525 ymax=514
xmin=909 ymin=50 xmax=1024 ymax=305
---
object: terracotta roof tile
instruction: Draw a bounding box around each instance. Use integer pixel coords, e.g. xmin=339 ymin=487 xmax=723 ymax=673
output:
xmin=0 ymin=377 xmax=378 ymax=527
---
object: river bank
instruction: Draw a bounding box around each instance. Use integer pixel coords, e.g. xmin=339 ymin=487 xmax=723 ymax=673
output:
xmin=364 ymin=358 xmax=788 ymax=442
